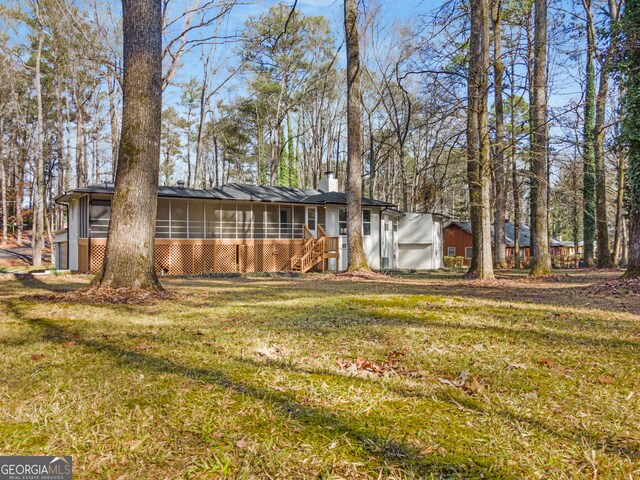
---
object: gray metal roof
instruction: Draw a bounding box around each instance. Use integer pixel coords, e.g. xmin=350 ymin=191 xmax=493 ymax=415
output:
xmin=54 ymin=182 xmax=396 ymax=208
xmin=446 ymin=220 xmax=564 ymax=247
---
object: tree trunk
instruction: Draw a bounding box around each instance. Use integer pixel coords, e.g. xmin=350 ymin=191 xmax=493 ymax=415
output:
xmin=583 ymin=0 xmax=597 ymax=267
xmin=75 ymin=95 xmax=85 ymax=188
xmin=612 ymin=149 xmax=625 ymax=265
xmin=108 ymin=75 xmax=120 ymax=180
xmin=33 ymin=32 xmax=45 ymax=267
xmin=344 ymin=0 xmax=369 ymax=271
xmin=594 ymin=67 xmax=612 ymax=267
xmin=55 ymin=79 xmax=66 ymax=230
xmin=623 ymin=0 xmax=640 ymax=277
xmin=0 ymin=117 xmax=6 ymax=245
xmin=466 ymin=0 xmax=494 ymax=280
xmin=529 ymin=0 xmax=551 ymax=276
xmin=492 ymin=0 xmax=508 ymax=269
xmin=510 ymin=49 xmax=521 ymax=269
xmin=96 ymin=0 xmax=163 ymax=290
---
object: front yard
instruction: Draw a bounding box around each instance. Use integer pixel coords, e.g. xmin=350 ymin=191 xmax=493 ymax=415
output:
xmin=0 ymin=270 xmax=638 ymax=478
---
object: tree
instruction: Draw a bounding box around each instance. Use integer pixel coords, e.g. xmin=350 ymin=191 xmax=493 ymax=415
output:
xmin=622 ymin=0 xmax=640 ymax=277
xmin=492 ymin=0 xmax=508 ymax=269
xmin=466 ymin=0 xmax=494 ymax=280
xmin=593 ymin=0 xmax=622 ymax=268
xmin=344 ymin=0 xmax=369 ymax=271
xmin=583 ymin=0 xmax=597 ymax=268
xmin=529 ymin=0 xmax=551 ymax=276
xmin=96 ymin=0 xmax=162 ymax=290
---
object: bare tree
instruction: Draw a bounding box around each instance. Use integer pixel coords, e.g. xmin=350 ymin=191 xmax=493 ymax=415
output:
xmin=466 ymin=0 xmax=494 ymax=279
xmin=492 ymin=0 xmax=508 ymax=269
xmin=96 ymin=0 xmax=162 ymax=290
xmin=344 ymin=0 xmax=368 ymax=271
xmin=529 ymin=0 xmax=551 ymax=276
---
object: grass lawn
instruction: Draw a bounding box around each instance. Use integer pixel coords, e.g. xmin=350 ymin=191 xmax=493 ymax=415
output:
xmin=0 ymin=270 xmax=639 ymax=479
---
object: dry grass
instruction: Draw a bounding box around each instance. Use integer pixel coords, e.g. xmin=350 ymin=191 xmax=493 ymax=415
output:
xmin=0 ymin=270 xmax=639 ymax=479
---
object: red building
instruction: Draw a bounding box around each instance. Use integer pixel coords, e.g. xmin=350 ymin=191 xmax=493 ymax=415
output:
xmin=444 ymin=220 xmax=566 ymax=267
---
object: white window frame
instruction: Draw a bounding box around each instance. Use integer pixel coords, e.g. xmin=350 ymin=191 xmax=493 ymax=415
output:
xmin=362 ymin=209 xmax=372 ymax=236
xmin=447 ymin=247 xmax=456 ymax=256
xmin=465 ymin=247 xmax=473 ymax=259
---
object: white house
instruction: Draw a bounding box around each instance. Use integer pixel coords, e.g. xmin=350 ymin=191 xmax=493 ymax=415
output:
xmin=54 ymin=173 xmax=445 ymax=274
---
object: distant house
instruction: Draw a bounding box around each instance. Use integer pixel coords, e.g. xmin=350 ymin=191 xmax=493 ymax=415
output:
xmin=443 ymin=220 xmax=565 ymax=267
xmin=54 ymin=173 xmax=446 ymax=274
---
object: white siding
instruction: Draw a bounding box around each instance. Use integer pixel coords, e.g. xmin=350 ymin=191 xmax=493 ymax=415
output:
xmin=397 ymin=213 xmax=444 ymax=270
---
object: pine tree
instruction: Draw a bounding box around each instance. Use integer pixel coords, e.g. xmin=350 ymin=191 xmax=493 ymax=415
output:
xmin=278 ymin=127 xmax=289 ymax=187
xmin=287 ymin=115 xmax=298 ymax=187
xmin=583 ymin=0 xmax=596 ymax=267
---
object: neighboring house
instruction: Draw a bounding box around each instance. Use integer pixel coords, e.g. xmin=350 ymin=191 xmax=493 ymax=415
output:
xmin=444 ymin=220 xmax=565 ymax=267
xmin=54 ymin=173 xmax=446 ymax=274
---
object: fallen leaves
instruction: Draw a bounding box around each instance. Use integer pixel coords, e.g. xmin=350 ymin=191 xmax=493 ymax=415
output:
xmin=28 ymin=286 xmax=180 ymax=305
xmin=595 ymin=375 xmax=615 ymax=384
xmin=438 ymin=370 xmax=486 ymax=395
xmin=30 ymin=354 xmax=44 ymax=361
xmin=589 ymin=277 xmax=640 ymax=296
xmin=235 ymin=437 xmax=248 ymax=449
xmin=337 ymin=348 xmax=409 ymax=377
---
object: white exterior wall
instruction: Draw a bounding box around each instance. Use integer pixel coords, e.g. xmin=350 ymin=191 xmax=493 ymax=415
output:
xmin=363 ymin=210 xmax=380 ymax=270
xmin=397 ymin=213 xmax=444 ymax=270
xmin=326 ymin=205 xmax=381 ymax=271
xmin=68 ymin=199 xmax=79 ymax=271
xmin=324 ymin=206 xmax=340 ymax=271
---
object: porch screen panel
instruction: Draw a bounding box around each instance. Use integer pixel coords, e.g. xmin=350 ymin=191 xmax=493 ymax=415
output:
xmin=156 ymin=198 xmax=170 ymax=238
xmin=280 ymin=207 xmax=292 ymax=238
xmin=265 ymin=205 xmax=279 ymax=239
xmin=89 ymin=200 xmax=111 ymax=238
xmin=171 ymin=199 xmax=188 ymax=238
xmin=253 ymin=204 xmax=265 ymax=239
xmin=189 ymin=200 xmax=205 ymax=239
xmin=237 ymin=204 xmax=252 ymax=239
xmin=205 ymin=201 xmax=221 ymax=238
xmin=293 ymin=206 xmax=305 ymax=238
xmin=221 ymin=204 xmax=236 ymax=238
xmin=318 ymin=207 xmax=325 ymax=232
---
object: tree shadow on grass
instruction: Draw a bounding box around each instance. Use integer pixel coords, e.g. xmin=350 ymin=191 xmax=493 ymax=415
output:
xmin=5 ymin=302 xmax=517 ymax=479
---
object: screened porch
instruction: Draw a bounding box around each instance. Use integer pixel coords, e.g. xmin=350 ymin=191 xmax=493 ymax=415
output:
xmin=88 ymin=197 xmax=326 ymax=241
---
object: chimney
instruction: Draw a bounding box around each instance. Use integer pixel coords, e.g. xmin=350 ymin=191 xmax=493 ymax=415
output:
xmin=318 ymin=170 xmax=338 ymax=193
xmin=176 ymin=180 xmax=185 ymax=188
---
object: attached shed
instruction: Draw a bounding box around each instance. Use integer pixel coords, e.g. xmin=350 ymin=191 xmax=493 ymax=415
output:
xmin=397 ymin=213 xmax=445 ymax=270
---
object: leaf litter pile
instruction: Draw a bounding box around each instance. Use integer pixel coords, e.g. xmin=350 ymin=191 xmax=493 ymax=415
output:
xmin=28 ymin=285 xmax=179 ymax=305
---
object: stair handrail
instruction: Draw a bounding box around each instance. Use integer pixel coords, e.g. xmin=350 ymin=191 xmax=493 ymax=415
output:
xmin=291 ymin=237 xmax=315 ymax=269
xmin=317 ymin=224 xmax=327 ymax=238
xmin=297 ymin=236 xmax=325 ymax=272
xmin=303 ymin=225 xmax=315 ymax=241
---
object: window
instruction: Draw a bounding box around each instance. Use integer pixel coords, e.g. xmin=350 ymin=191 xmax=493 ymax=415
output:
xmin=465 ymin=247 xmax=473 ymax=259
xmin=362 ymin=209 xmax=371 ymax=236
xmin=448 ymin=247 xmax=456 ymax=256
xmin=339 ymin=208 xmax=347 ymax=236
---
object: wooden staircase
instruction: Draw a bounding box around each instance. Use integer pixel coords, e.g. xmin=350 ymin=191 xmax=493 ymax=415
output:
xmin=290 ymin=225 xmax=336 ymax=273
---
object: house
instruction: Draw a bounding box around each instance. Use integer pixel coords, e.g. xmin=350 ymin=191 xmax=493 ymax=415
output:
xmin=444 ymin=220 xmax=564 ymax=267
xmin=54 ymin=173 xmax=446 ymax=275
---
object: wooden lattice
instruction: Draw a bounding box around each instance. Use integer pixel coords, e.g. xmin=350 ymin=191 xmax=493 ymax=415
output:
xmin=238 ymin=245 xmax=255 ymax=273
xmin=81 ymin=239 xmax=316 ymax=275
xmin=215 ymin=244 xmax=237 ymax=273
xmin=170 ymin=244 xmax=193 ymax=275
xmin=155 ymin=244 xmax=171 ymax=274
xmin=90 ymin=242 xmax=107 ymax=274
